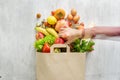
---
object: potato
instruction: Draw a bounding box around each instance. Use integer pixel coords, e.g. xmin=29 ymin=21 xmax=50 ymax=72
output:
xmin=67 ymin=14 xmax=73 ymax=20
xmin=71 ymin=8 xmax=77 ymax=16
xmin=73 ymin=15 xmax=80 ymax=23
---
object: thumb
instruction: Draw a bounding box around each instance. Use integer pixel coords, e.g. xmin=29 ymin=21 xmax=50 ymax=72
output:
xmin=65 ymin=38 xmax=77 ymax=44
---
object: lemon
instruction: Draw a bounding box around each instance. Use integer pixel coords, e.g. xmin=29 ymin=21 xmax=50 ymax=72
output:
xmin=47 ymin=16 xmax=57 ymax=25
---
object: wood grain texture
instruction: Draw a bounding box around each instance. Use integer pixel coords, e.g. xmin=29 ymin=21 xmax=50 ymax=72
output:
xmin=0 ymin=0 xmax=120 ymax=80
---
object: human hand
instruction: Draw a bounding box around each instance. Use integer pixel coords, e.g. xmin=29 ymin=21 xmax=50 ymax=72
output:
xmin=59 ymin=27 xmax=83 ymax=44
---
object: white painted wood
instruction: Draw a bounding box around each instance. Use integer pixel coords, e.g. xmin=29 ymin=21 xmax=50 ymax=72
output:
xmin=0 ymin=0 xmax=120 ymax=80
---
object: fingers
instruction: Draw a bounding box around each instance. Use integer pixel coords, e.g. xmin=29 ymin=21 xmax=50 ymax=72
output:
xmin=65 ymin=37 xmax=79 ymax=44
xmin=58 ymin=33 xmax=63 ymax=37
xmin=65 ymin=40 xmax=72 ymax=44
xmin=59 ymin=33 xmax=68 ymax=38
xmin=65 ymin=39 xmax=75 ymax=44
xmin=59 ymin=27 xmax=69 ymax=38
xmin=60 ymin=28 xmax=65 ymax=31
xmin=60 ymin=27 xmax=71 ymax=31
xmin=59 ymin=30 xmax=65 ymax=37
xmin=60 ymin=27 xmax=68 ymax=31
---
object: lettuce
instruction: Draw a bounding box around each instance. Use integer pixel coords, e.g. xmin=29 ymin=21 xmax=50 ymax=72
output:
xmin=34 ymin=35 xmax=55 ymax=52
xmin=71 ymin=39 xmax=95 ymax=53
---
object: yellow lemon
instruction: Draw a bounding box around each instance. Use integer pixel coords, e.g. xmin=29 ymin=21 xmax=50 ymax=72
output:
xmin=47 ymin=16 xmax=57 ymax=25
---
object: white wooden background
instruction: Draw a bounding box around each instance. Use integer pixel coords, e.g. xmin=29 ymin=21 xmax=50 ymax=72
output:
xmin=0 ymin=0 xmax=120 ymax=80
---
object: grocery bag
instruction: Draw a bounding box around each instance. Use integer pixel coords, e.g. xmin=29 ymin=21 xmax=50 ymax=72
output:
xmin=36 ymin=44 xmax=86 ymax=80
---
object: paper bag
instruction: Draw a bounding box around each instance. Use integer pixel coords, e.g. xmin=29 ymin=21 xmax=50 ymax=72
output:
xmin=36 ymin=44 xmax=86 ymax=80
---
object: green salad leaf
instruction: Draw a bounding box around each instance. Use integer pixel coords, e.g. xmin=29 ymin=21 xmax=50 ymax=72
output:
xmin=34 ymin=35 xmax=55 ymax=52
xmin=71 ymin=39 xmax=95 ymax=53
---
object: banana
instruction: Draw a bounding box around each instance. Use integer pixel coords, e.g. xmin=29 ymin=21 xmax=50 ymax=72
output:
xmin=35 ymin=27 xmax=49 ymax=36
xmin=46 ymin=28 xmax=59 ymax=38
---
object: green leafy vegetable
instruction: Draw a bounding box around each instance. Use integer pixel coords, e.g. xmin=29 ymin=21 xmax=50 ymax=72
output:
xmin=43 ymin=35 xmax=55 ymax=45
xmin=71 ymin=39 xmax=95 ymax=53
xmin=34 ymin=35 xmax=55 ymax=52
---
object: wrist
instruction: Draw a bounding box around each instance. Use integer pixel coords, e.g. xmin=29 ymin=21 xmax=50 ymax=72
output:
xmin=91 ymin=27 xmax=96 ymax=38
xmin=83 ymin=28 xmax=96 ymax=38
xmin=77 ymin=29 xmax=84 ymax=38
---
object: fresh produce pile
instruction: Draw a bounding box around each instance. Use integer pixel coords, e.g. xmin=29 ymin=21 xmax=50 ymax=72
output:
xmin=34 ymin=8 xmax=95 ymax=53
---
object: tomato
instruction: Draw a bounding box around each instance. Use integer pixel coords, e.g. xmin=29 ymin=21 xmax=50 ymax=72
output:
xmin=42 ymin=43 xmax=50 ymax=53
xmin=44 ymin=22 xmax=49 ymax=26
xmin=36 ymin=32 xmax=44 ymax=40
xmin=51 ymin=11 xmax=55 ymax=16
xmin=54 ymin=38 xmax=65 ymax=44
xmin=67 ymin=21 xmax=72 ymax=27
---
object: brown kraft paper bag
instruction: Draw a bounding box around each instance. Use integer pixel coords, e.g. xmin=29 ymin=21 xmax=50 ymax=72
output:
xmin=36 ymin=44 xmax=86 ymax=80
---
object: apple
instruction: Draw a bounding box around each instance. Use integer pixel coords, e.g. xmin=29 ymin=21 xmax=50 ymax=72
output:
xmin=54 ymin=38 xmax=65 ymax=44
xmin=36 ymin=32 xmax=44 ymax=40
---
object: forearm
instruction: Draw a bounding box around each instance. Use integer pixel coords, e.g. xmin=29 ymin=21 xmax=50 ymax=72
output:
xmin=83 ymin=27 xmax=120 ymax=39
xmin=93 ymin=27 xmax=120 ymax=36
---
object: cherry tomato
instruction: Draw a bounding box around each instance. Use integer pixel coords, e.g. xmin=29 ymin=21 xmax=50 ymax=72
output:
xmin=51 ymin=11 xmax=55 ymax=16
xmin=67 ymin=21 xmax=72 ymax=27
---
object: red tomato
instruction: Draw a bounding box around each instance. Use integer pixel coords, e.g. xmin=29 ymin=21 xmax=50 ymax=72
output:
xmin=44 ymin=22 xmax=49 ymax=26
xmin=67 ymin=21 xmax=72 ymax=27
xmin=54 ymin=38 xmax=65 ymax=44
xmin=36 ymin=32 xmax=44 ymax=40
xmin=51 ymin=11 xmax=55 ymax=16
xmin=42 ymin=43 xmax=50 ymax=53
